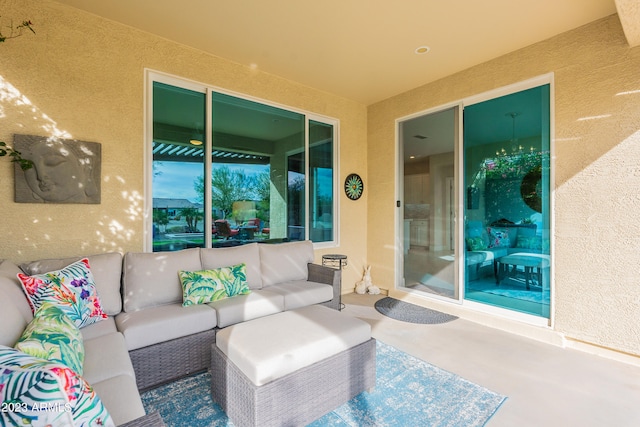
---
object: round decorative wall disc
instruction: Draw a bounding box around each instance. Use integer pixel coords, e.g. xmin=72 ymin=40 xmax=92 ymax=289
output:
xmin=344 ymin=173 xmax=364 ymax=200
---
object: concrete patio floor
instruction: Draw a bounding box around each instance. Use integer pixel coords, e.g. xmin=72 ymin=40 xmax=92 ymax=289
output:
xmin=341 ymin=293 xmax=640 ymax=427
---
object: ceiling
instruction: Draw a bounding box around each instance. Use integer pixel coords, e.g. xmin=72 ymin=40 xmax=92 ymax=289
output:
xmin=52 ymin=0 xmax=618 ymax=105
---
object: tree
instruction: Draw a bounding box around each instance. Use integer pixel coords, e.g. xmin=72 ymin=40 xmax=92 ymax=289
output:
xmin=152 ymin=209 xmax=170 ymax=233
xmin=194 ymin=166 xmax=257 ymax=218
xmin=254 ymin=171 xmax=271 ymax=221
xmin=180 ymin=207 xmax=203 ymax=233
xmin=255 ymin=171 xmax=271 ymax=202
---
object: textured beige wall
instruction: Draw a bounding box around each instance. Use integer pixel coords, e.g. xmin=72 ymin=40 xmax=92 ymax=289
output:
xmin=0 ymin=0 xmax=368 ymax=289
xmin=616 ymin=0 xmax=640 ymax=47
xmin=368 ymin=15 xmax=640 ymax=356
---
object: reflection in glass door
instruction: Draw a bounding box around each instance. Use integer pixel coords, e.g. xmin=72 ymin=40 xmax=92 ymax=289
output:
xmin=400 ymin=107 xmax=459 ymax=300
xmin=463 ymin=84 xmax=551 ymax=318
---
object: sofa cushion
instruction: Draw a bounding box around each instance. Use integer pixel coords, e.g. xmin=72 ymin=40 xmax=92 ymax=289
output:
xmin=122 ymin=248 xmax=202 ymax=312
xmin=179 ymin=264 xmax=251 ymax=307
xmin=20 ymin=252 xmax=124 ymax=316
xmin=207 ymin=289 xmax=284 ymax=328
xmin=264 ymin=280 xmax=334 ymax=311
xmin=115 ymin=303 xmax=217 ymax=351
xmin=83 ymin=332 xmax=136 ymax=385
xmin=15 ymin=303 xmax=85 ymax=376
xmin=466 ymin=247 xmax=509 ymax=266
xmin=0 ymin=345 xmax=115 ymax=427
xmin=216 ymin=305 xmax=371 ymax=386
xmin=259 ymin=240 xmax=314 ymax=287
xmin=0 ymin=260 xmax=34 ymax=347
xmin=0 ymin=290 xmax=29 ymax=348
xmin=201 ymin=243 xmax=263 ymax=289
xmin=17 ymin=258 xmax=108 ymax=329
xmin=80 ymin=316 xmax=118 ymax=341
xmin=466 ymin=220 xmax=490 ymax=247
xmin=91 ymin=374 xmax=146 ymax=426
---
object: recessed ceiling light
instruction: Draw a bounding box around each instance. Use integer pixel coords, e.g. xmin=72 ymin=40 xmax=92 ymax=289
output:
xmin=415 ymin=46 xmax=430 ymax=55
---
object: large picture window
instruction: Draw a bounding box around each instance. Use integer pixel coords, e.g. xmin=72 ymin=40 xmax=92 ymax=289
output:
xmin=147 ymin=72 xmax=337 ymax=251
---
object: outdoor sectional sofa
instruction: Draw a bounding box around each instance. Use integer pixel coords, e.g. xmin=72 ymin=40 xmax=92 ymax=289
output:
xmin=465 ymin=220 xmax=549 ymax=281
xmin=0 ymin=240 xmax=341 ymax=426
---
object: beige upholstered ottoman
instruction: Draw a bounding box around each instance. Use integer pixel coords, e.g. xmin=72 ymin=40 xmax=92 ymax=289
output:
xmin=211 ymin=305 xmax=376 ymax=427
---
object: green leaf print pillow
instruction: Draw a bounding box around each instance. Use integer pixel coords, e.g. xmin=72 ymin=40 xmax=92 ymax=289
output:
xmin=178 ymin=263 xmax=251 ymax=307
xmin=15 ymin=302 xmax=85 ymax=376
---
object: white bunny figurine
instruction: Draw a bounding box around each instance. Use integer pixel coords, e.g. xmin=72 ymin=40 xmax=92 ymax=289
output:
xmin=355 ymin=265 xmax=372 ymax=295
xmin=362 ymin=265 xmax=381 ymax=294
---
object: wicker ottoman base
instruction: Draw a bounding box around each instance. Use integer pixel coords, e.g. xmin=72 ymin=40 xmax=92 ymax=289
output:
xmin=211 ymin=338 xmax=376 ymax=427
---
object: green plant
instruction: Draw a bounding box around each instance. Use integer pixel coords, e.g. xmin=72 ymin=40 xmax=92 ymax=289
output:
xmin=0 ymin=141 xmax=33 ymax=170
xmin=0 ymin=18 xmax=35 ymax=42
xmin=1 ymin=18 xmax=35 ymax=170
xmin=152 ymin=209 xmax=170 ymax=233
xmin=180 ymin=207 xmax=203 ymax=233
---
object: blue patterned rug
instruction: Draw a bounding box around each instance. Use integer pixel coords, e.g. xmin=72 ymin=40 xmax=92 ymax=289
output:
xmin=141 ymin=341 xmax=506 ymax=426
xmin=468 ymin=277 xmax=550 ymax=305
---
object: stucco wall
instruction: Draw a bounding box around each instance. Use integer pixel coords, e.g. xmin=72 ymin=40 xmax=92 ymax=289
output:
xmin=367 ymin=15 xmax=640 ymax=356
xmin=0 ymin=0 xmax=368 ymax=289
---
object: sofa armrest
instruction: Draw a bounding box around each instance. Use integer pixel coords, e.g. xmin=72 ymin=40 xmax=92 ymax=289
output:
xmin=307 ymin=263 xmax=341 ymax=310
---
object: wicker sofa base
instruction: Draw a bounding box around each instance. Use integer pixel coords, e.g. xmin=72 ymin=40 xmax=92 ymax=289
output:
xmin=120 ymin=411 xmax=166 ymax=427
xmin=211 ymin=338 xmax=376 ymax=427
xmin=129 ymin=328 xmax=218 ymax=391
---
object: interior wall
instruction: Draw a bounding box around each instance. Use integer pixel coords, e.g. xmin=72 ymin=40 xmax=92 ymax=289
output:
xmin=0 ymin=0 xmax=368 ymax=290
xmin=367 ymin=15 xmax=640 ymax=356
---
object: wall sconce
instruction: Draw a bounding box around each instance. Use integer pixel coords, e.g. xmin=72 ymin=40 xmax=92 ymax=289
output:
xmin=467 ymin=186 xmax=480 ymax=210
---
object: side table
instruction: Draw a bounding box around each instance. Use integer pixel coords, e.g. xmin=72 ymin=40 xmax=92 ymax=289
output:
xmin=322 ymin=254 xmax=347 ymax=310
xmin=322 ymin=254 xmax=347 ymax=270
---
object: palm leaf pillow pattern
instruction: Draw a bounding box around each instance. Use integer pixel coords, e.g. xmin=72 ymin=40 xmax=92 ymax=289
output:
xmin=0 ymin=346 xmax=114 ymax=427
xmin=179 ymin=263 xmax=251 ymax=306
xmin=17 ymin=258 xmax=108 ymax=329
xmin=15 ymin=302 xmax=85 ymax=376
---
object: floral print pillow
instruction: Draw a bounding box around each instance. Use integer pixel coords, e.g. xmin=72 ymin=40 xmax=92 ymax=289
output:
xmin=179 ymin=263 xmax=251 ymax=307
xmin=15 ymin=303 xmax=85 ymax=376
xmin=487 ymin=227 xmax=510 ymax=248
xmin=17 ymin=258 xmax=108 ymax=329
xmin=0 ymin=346 xmax=114 ymax=427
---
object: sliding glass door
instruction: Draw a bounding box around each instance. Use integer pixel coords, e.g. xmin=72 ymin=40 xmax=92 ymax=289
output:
xmin=463 ymin=84 xmax=551 ymax=318
xmin=397 ymin=78 xmax=552 ymax=320
xmin=400 ymin=107 xmax=459 ymax=301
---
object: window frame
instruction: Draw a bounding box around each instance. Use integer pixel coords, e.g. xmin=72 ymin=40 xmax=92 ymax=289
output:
xmin=144 ymin=69 xmax=339 ymax=251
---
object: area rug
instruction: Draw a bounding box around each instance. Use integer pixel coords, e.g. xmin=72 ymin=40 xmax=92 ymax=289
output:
xmin=467 ymin=277 xmax=550 ymax=305
xmin=374 ymin=297 xmax=458 ymax=324
xmin=481 ymin=288 xmax=550 ymax=305
xmin=141 ymin=341 xmax=506 ymax=426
